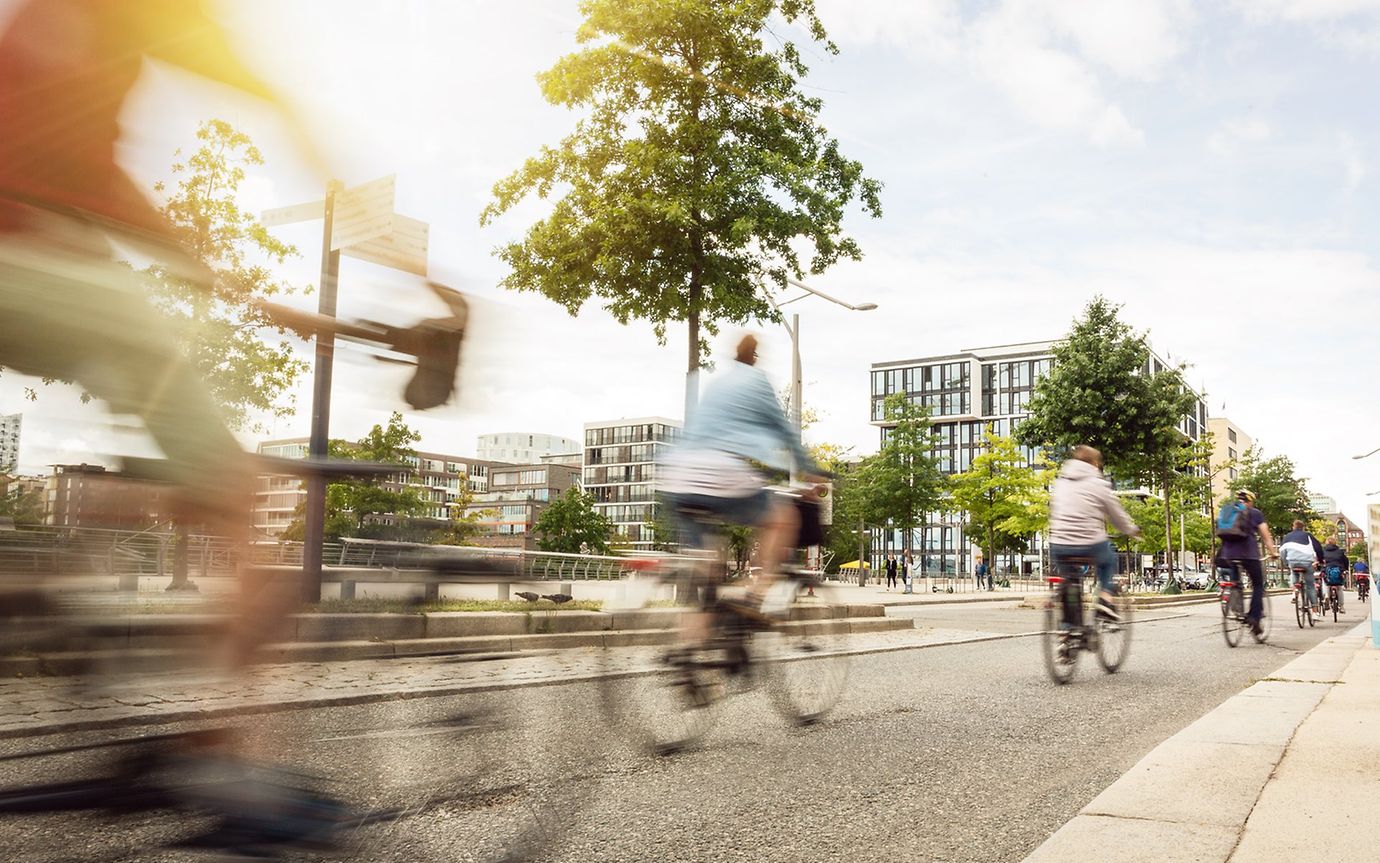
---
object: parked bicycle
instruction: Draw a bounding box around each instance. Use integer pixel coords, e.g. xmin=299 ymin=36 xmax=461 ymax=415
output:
xmin=1040 ymin=555 xmax=1133 ymax=685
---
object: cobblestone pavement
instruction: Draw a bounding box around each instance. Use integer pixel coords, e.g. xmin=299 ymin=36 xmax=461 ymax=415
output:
xmin=0 ymin=625 xmax=1017 ymax=739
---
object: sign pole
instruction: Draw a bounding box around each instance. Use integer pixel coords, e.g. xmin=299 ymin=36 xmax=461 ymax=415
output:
xmin=302 ymin=180 xmax=343 ymax=603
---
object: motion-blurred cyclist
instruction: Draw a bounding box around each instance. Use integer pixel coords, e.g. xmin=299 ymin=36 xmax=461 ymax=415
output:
xmin=659 ymin=334 xmax=825 ymax=622
xmin=1047 ymin=445 xmax=1140 ymax=621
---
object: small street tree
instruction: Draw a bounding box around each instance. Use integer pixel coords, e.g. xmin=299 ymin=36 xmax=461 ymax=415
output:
xmin=949 ymin=431 xmax=1049 ymax=577
xmin=856 ymin=393 xmax=946 ymax=566
xmin=1348 ymin=541 xmax=1368 ymax=563
xmin=1016 ymin=297 xmax=1199 ymax=586
xmin=480 ymin=0 xmax=881 ymax=386
xmin=535 ymin=488 xmax=614 ymax=554
xmin=0 ymin=484 xmax=43 ymax=526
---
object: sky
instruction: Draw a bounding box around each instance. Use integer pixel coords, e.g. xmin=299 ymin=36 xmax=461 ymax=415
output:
xmin=3 ymin=0 xmax=1380 ymax=526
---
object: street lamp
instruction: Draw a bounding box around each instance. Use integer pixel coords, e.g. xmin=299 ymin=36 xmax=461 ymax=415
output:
xmin=767 ymin=278 xmax=879 ymax=447
xmin=1353 ymin=447 xmax=1380 ymax=460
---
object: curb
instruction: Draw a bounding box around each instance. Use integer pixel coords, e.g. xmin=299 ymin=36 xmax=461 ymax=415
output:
xmin=1021 ymin=620 xmax=1372 ymax=863
xmin=0 ymin=611 xmax=1193 ymax=741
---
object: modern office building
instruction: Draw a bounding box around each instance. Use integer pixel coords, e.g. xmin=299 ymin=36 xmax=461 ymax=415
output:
xmin=465 ymin=463 xmax=581 ymax=549
xmin=0 ymin=412 xmax=20 ymax=473
xmin=1207 ymin=417 xmax=1254 ymax=505
xmin=1309 ymin=493 xmax=1338 ymax=515
xmin=253 ymin=437 xmax=503 ymax=537
xmin=476 ymin=432 xmax=579 ymax=465
xmin=582 ymin=417 xmax=681 ymax=551
xmin=869 ymin=340 xmax=1210 ymax=576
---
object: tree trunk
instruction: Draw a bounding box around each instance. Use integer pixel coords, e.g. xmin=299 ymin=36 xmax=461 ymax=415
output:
xmin=166 ymin=519 xmax=196 ymax=592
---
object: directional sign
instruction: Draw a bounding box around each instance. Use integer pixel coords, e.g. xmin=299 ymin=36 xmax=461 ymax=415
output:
xmin=331 ymin=174 xmax=395 ymax=250
xmin=260 ymin=199 xmax=324 ymax=227
xmin=342 ymin=213 xmax=428 ymax=276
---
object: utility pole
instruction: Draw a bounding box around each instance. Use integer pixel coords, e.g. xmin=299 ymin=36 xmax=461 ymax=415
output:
xmin=301 ymin=180 xmax=342 ymax=604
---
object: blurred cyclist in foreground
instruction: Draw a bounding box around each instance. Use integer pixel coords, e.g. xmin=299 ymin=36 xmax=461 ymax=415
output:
xmin=659 ymin=333 xmax=825 ymax=621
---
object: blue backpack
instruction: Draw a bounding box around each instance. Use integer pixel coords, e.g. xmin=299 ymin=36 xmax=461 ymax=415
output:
xmin=1215 ymin=501 xmax=1249 ymax=539
xmin=1325 ymin=565 xmax=1346 ymax=586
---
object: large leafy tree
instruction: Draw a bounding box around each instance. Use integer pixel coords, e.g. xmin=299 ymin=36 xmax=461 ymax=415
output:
xmin=1227 ymin=447 xmax=1313 ymax=538
xmin=535 ymin=488 xmax=614 ymax=554
xmin=480 ymin=0 xmax=881 ymax=381
xmin=1016 ymin=296 xmax=1200 ymax=582
xmin=0 ymin=484 xmax=43 ymax=526
xmin=144 ymin=119 xmax=310 ymax=432
xmin=856 ymin=393 xmax=946 ymax=563
xmin=949 ymin=431 xmax=1050 ymax=575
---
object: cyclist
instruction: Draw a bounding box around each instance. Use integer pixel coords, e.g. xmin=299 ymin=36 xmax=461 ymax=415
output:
xmin=1217 ymin=490 xmax=1277 ymax=636
xmin=1322 ymin=540 xmax=1349 ymax=613
xmin=1279 ymin=519 xmax=1324 ymax=616
xmin=1048 ymin=445 xmax=1140 ymax=621
xmin=1356 ymin=559 xmax=1371 ymax=602
xmin=660 ymin=334 xmax=825 ymax=620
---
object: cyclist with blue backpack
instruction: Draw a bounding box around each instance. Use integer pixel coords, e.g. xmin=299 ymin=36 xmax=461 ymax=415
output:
xmin=1321 ymin=540 xmax=1349 ymax=613
xmin=1215 ymin=490 xmax=1278 ymax=636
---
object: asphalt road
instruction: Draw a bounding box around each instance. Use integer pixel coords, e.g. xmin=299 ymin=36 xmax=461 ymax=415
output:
xmin=0 ymin=593 xmax=1358 ymax=863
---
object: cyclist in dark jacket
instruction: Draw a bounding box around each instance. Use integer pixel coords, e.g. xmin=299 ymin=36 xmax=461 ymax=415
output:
xmin=1322 ymin=542 xmax=1350 ymax=612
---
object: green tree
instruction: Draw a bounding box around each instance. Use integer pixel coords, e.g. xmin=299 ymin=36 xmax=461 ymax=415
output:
xmin=429 ymin=484 xmax=491 ymax=547
xmin=1348 ymin=541 xmax=1368 ymax=563
xmin=480 ymin=0 xmax=881 ymax=382
xmin=144 ymin=119 xmax=310 ymax=432
xmin=949 ymin=431 xmax=1049 ymax=573
xmin=1016 ymin=297 xmax=1200 ymax=583
xmin=281 ymin=413 xmax=428 ymax=541
xmin=1226 ymin=447 xmax=1313 ymax=538
xmin=856 ymin=393 xmax=945 ymax=563
xmin=0 ymin=484 xmax=43 ymax=526
xmin=535 ymin=488 xmax=614 ymax=554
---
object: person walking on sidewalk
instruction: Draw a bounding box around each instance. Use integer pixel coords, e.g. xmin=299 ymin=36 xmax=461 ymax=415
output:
xmin=1216 ymin=490 xmax=1278 ymax=636
xmin=1048 ymin=445 xmax=1141 ymax=619
xmin=902 ymin=555 xmax=915 ymax=594
xmin=885 ymin=555 xmax=898 ymax=590
xmin=975 ymin=558 xmax=988 ymax=590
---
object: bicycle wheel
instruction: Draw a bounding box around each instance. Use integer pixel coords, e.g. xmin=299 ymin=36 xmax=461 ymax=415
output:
xmin=1096 ymin=588 xmax=1133 ymax=673
xmin=1041 ymin=585 xmax=1079 ymax=684
xmin=598 ymin=567 xmax=724 ymax=755
xmin=1221 ymin=588 xmax=1243 ymax=648
xmin=761 ymin=575 xmax=851 ymax=726
xmin=1332 ymin=588 xmax=1340 ymax=622
xmin=1293 ymin=582 xmax=1305 ymax=629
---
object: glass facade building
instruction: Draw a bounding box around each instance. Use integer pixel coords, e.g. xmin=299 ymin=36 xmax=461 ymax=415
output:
xmin=870 ymin=341 xmax=1209 ymax=577
xmin=582 ymin=417 xmax=681 ymax=550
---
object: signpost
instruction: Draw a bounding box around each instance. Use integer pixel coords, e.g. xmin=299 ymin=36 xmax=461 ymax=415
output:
xmin=263 ymin=176 xmax=429 ymax=602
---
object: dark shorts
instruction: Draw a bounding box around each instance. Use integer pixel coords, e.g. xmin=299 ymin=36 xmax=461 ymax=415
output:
xmin=664 ymin=489 xmax=773 ymax=548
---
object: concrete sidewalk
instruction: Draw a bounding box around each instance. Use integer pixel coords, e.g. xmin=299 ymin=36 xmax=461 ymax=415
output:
xmin=1023 ymin=614 xmax=1378 ymax=863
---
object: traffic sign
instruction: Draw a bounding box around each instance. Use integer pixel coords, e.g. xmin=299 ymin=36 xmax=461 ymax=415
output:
xmin=341 ymin=213 xmax=428 ymax=276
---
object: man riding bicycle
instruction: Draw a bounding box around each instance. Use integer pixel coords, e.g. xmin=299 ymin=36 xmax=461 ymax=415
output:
xmin=1216 ymin=490 xmax=1277 ymax=636
xmin=1048 ymin=445 xmax=1140 ymax=621
xmin=1355 ymin=560 xmax=1370 ymax=601
xmin=1322 ymin=540 xmax=1349 ymax=613
xmin=659 ymin=334 xmax=824 ymax=621
xmin=1279 ymin=519 xmax=1324 ymax=617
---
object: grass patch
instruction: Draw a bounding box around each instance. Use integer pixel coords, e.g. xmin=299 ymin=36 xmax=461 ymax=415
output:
xmin=310 ymin=598 xmax=606 ymax=614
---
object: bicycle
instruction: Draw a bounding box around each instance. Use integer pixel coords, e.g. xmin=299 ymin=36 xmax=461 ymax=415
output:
xmin=1040 ymin=555 xmax=1133 ymax=685
xmin=1218 ymin=563 xmax=1271 ymax=647
xmin=1359 ymin=578 xmax=1370 ymax=603
xmin=1290 ymin=565 xmax=1315 ymax=629
xmin=600 ymin=494 xmax=850 ymax=755
xmin=1324 ymin=567 xmax=1345 ymax=622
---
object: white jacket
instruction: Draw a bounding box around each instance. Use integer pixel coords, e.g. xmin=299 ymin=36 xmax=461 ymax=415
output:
xmin=1048 ymin=458 xmax=1139 ymax=546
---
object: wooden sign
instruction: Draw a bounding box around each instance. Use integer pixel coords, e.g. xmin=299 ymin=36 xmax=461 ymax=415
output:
xmin=260 ymin=199 xmax=324 ymax=227
xmin=331 ymin=174 xmax=396 ymax=250
xmin=341 ymin=213 xmax=428 ymax=276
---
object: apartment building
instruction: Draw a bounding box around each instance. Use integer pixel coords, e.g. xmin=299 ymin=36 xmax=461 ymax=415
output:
xmin=465 ymin=462 xmax=581 ymax=549
xmin=1207 ymin=417 xmax=1253 ymax=505
xmin=476 ymin=432 xmax=580 ymax=465
xmin=583 ymin=417 xmax=681 ymax=551
xmin=869 ymin=340 xmax=1210 ymax=576
xmin=0 ymin=412 xmax=20 ymax=473
xmin=45 ymin=464 xmax=163 ymax=530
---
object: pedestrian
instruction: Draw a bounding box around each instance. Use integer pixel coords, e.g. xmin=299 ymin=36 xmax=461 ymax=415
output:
xmin=885 ymin=554 xmax=898 ymax=590
xmin=902 ymin=555 xmax=915 ymax=594
xmin=975 ymin=558 xmax=988 ymax=590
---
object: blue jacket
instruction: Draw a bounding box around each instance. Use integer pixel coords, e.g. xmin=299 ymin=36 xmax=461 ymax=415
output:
xmin=675 ymin=360 xmax=817 ymax=474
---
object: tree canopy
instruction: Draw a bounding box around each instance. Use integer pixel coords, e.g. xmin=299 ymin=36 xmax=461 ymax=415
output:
xmin=1226 ymin=446 xmax=1313 ymax=538
xmin=855 ymin=393 xmax=945 ymax=557
xmin=535 ymin=487 xmax=614 ymax=554
xmin=480 ymin=0 xmax=881 ymax=375
xmin=949 ymin=431 xmax=1049 ymax=568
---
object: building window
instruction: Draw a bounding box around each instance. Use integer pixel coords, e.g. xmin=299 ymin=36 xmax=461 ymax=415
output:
xmin=1228 ymin=428 xmax=1237 ymax=444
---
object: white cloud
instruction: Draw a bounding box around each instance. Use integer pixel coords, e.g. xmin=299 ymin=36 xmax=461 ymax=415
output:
xmin=1042 ymin=0 xmax=1194 ymax=81
xmin=1207 ymin=116 xmax=1272 ymax=156
xmin=1339 ymin=131 xmax=1369 ymax=193
xmin=1234 ymin=0 xmax=1380 ymax=22
xmin=813 ymin=0 xmax=962 ymax=59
